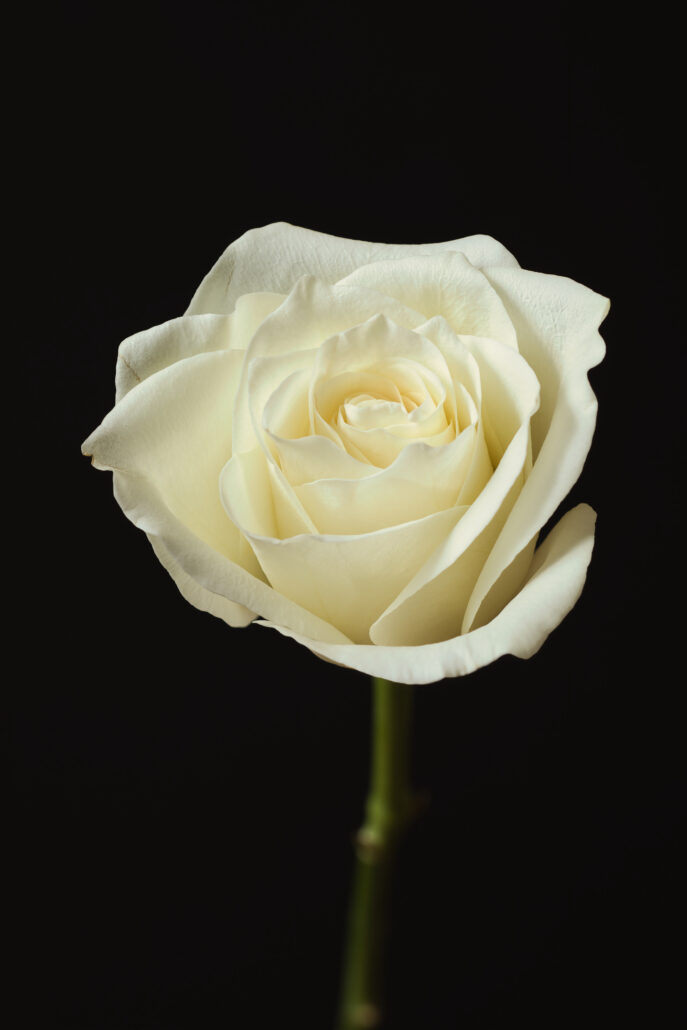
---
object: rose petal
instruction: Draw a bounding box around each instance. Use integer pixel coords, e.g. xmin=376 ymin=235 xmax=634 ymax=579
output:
xmin=84 ymin=352 xmax=355 ymax=643
xmin=338 ymin=252 xmax=519 ymax=350
xmin=465 ymin=334 xmax=540 ymax=464
xmin=485 ymin=268 xmax=608 ymax=455
xmin=258 ymin=504 xmax=598 ymax=683
xmin=83 ymin=351 xmax=248 ymax=561
xmin=368 ymin=466 xmax=522 ymax=646
xmin=148 ymin=533 xmax=256 ymax=627
xmin=219 ymin=478 xmax=465 ymax=643
xmin=220 ymin=448 xmax=317 ymax=540
xmin=368 ymin=339 xmax=540 ymax=643
xmin=415 ymin=316 xmax=483 ymax=423
xmin=115 ymin=292 xmax=283 ymax=403
xmin=186 ymin=222 xmax=520 ymax=316
xmin=243 ymin=276 xmax=427 ymax=362
xmin=268 ymin=433 xmax=376 ymax=486
xmin=109 ymin=469 xmax=352 ymax=643
xmin=236 ymin=350 xmax=316 ymax=456
xmin=293 ymin=428 xmax=477 ymax=535
xmin=261 ymin=368 xmax=313 ymax=451
xmin=461 ymin=268 xmax=609 ymax=632
xmin=336 ymin=414 xmax=455 ymax=468
xmin=230 ymin=277 xmax=429 ymax=455
xmin=311 ymin=315 xmax=456 ymax=465
xmin=312 ymin=314 xmax=454 ymax=391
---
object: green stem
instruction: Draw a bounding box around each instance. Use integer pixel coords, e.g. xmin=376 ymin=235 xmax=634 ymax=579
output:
xmin=337 ymin=677 xmax=415 ymax=1030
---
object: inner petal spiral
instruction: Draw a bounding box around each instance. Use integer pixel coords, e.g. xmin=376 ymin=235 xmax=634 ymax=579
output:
xmin=310 ymin=315 xmax=458 ymax=467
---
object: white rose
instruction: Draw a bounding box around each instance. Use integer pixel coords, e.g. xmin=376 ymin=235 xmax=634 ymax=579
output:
xmin=82 ymin=223 xmax=608 ymax=684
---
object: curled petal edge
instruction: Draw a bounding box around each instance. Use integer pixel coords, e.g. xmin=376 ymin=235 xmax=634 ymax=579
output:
xmin=110 ymin=470 xmax=353 ymax=646
xmin=148 ymin=534 xmax=256 ymax=628
xmin=462 ymin=270 xmax=609 ymax=631
xmin=186 ymin=222 xmax=520 ymax=316
xmin=255 ymin=504 xmax=598 ymax=684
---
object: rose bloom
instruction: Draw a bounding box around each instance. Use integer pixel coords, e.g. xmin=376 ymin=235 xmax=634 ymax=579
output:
xmin=83 ymin=223 xmax=608 ymax=683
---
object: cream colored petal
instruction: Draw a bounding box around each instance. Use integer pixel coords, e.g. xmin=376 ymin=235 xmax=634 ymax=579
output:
xmin=456 ymin=419 xmax=493 ymax=505
xmin=108 ymin=469 xmax=352 ymax=645
xmin=220 ymin=448 xmax=317 ymax=543
xmin=464 ymin=334 xmax=541 ymax=463
xmin=342 ymin=396 xmax=441 ymax=432
xmin=227 ymin=291 xmax=287 ymax=347
xmin=338 ymin=252 xmax=518 ymax=350
xmin=465 ymin=534 xmax=538 ymax=632
xmin=315 ymin=370 xmax=404 ymax=424
xmin=230 ymin=276 xmax=428 ymax=458
xmin=337 ymin=416 xmax=455 ymax=468
xmin=267 ymin=461 xmax=319 ymax=537
xmin=234 ymin=349 xmax=317 ymax=456
xmin=461 ymin=268 xmax=609 ymax=632
xmin=485 ymin=267 xmax=608 ymax=456
xmin=312 ymin=314 xmax=453 ymax=389
xmin=312 ymin=405 xmax=357 ymax=457
xmin=148 ymin=533 xmax=256 ymax=627
xmin=444 ymin=234 xmax=520 ymax=270
xmin=311 ymin=315 xmax=455 ymax=464
xmin=367 ymin=340 xmax=540 ymax=640
xmin=115 ymin=292 xmax=283 ymax=403
xmin=338 ymin=375 xmax=451 ymax=437
xmin=186 ymin=222 xmax=519 ymax=316
xmin=415 ymin=316 xmax=483 ymax=418
xmin=241 ymin=275 xmax=428 ymax=366
xmin=218 ymin=492 xmax=464 ymax=644
xmin=83 ymin=351 xmax=248 ymax=563
xmin=454 ymin=382 xmax=480 ymax=433
xmin=218 ymin=447 xmax=277 ymax=539
xmin=317 ymin=364 xmax=453 ymax=451
xmin=269 ymin=433 xmax=375 ymax=486
xmin=258 ymin=504 xmax=598 ymax=684
xmin=261 ymin=368 xmax=312 ymax=446
xmin=369 ymin=459 xmax=525 ymax=646
xmin=294 ymin=428 xmax=476 ymax=535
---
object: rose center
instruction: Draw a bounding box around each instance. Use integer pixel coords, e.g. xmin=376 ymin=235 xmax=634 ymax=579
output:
xmin=341 ymin=394 xmax=414 ymax=428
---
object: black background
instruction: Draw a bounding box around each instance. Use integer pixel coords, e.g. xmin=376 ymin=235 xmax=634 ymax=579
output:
xmin=14 ymin=2 xmax=683 ymax=1027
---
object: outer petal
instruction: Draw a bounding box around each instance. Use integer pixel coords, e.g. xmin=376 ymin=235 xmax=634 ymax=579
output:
xmin=84 ymin=348 xmax=350 ymax=642
xmin=258 ymin=504 xmax=598 ymax=683
xmin=115 ymin=292 xmax=283 ymax=403
xmin=461 ymin=269 xmax=609 ymax=632
xmin=148 ymin=534 xmax=255 ymax=627
xmin=84 ymin=351 xmax=248 ymax=561
xmin=110 ymin=469 xmax=352 ymax=643
xmin=186 ymin=222 xmax=520 ymax=316
xmin=338 ymin=252 xmax=519 ymax=350
xmin=485 ymin=268 xmax=608 ymax=455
